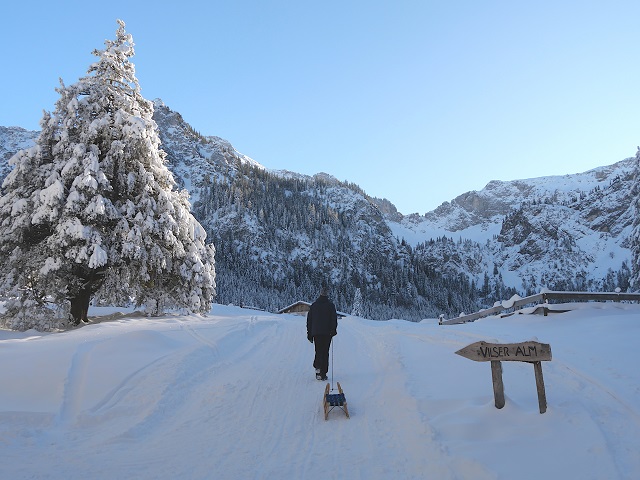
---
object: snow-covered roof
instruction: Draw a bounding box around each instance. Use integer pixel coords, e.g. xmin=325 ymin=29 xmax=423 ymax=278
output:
xmin=277 ymin=301 xmax=311 ymax=314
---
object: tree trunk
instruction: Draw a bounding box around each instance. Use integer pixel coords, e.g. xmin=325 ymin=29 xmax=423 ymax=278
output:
xmin=69 ymin=265 xmax=106 ymax=325
xmin=70 ymin=287 xmax=91 ymax=325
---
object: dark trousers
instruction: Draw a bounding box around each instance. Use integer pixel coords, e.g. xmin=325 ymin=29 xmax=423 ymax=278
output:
xmin=313 ymin=335 xmax=332 ymax=376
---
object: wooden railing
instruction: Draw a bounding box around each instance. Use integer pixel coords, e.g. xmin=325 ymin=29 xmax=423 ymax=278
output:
xmin=440 ymin=291 xmax=640 ymax=325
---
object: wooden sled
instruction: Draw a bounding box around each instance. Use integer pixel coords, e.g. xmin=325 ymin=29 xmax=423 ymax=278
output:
xmin=323 ymin=382 xmax=350 ymax=420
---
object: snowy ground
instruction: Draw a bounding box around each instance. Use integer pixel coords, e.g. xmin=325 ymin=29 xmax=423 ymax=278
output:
xmin=1 ymin=303 xmax=639 ymax=479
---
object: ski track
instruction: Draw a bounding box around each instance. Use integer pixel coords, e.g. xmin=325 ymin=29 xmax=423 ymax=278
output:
xmin=56 ymin=339 xmax=103 ymax=427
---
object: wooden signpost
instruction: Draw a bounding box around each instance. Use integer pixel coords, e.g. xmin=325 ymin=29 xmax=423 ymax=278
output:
xmin=455 ymin=341 xmax=552 ymax=414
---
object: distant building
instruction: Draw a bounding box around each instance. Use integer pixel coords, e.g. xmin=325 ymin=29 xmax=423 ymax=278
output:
xmin=277 ymin=301 xmax=347 ymax=318
xmin=277 ymin=301 xmax=311 ymax=316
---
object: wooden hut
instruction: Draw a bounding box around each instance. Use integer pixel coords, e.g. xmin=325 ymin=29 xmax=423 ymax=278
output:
xmin=277 ymin=301 xmax=347 ymax=318
xmin=277 ymin=301 xmax=311 ymax=316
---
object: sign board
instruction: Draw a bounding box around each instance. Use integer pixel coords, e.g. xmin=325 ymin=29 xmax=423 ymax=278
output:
xmin=455 ymin=340 xmax=552 ymax=414
xmin=455 ymin=341 xmax=552 ymax=363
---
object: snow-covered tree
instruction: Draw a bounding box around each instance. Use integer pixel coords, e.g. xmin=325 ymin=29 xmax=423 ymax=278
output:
xmin=351 ymin=288 xmax=363 ymax=317
xmin=0 ymin=20 xmax=215 ymax=330
xmin=631 ymin=147 xmax=640 ymax=290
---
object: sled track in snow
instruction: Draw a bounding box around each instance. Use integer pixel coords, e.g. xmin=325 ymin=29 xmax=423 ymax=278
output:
xmin=324 ymin=319 xmax=496 ymax=480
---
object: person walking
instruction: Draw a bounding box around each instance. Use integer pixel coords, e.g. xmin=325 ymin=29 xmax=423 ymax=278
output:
xmin=306 ymin=285 xmax=338 ymax=381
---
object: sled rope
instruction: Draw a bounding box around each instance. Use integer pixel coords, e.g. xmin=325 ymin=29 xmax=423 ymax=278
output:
xmin=330 ymin=338 xmax=334 ymax=391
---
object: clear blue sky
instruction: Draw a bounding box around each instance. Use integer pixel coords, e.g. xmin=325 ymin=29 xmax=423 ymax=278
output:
xmin=2 ymin=1 xmax=639 ymax=214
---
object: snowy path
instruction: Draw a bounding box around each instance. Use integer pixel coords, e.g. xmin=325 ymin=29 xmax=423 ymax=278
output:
xmin=0 ymin=304 xmax=639 ymax=479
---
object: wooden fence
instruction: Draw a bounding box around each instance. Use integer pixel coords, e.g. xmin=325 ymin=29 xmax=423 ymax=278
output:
xmin=440 ymin=291 xmax=640 ymax=325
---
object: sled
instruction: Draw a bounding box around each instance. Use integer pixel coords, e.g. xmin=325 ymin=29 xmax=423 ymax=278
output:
xmin=323 ymin=382 xmax=349 ymax=420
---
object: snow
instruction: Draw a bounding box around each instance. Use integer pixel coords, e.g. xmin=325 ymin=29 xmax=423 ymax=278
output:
xmin=389 ymin=217 xmax=501 ymax=246
xmin=501 ymin=293 xmax=522 ymax=309
xmin=1 ymin=303 xmax=639 ymax=479
xmin=88 ymin=244 xmax=108 ymax=268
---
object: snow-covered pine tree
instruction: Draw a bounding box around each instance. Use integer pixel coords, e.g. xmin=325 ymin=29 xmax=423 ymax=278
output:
xmin=0 ymin=20 xmax=215 ymax=330
xmin=631 ymin=147 xmax=640 ymax=290
xmin=351 ymin=287 xmax=363 ymax=317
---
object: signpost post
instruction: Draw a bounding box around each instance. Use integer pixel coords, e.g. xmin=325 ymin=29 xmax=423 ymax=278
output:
xmin=455 ymin=341 xmax=552 ymax=413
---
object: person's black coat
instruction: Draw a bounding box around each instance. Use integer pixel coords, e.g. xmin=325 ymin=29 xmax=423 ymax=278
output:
xmin=306 ymin=295 xmax=338 ymax=337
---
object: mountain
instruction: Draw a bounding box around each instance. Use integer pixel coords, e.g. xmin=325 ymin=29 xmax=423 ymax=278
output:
xmin=385 ymin=158 xmax=634 ymax=295
xmin=149 ymin=101 xmax=481 ymax=319
xmin=150 ymin=99 xmax=263 ymax=195
xmin=0 ymin=101 xmax=634 ymax=319
xmin=0 ymin=126 xmax=38 ymax=180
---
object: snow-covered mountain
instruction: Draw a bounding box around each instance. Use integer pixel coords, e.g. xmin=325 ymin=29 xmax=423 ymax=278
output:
xmin=150 ymin=101 xmax=478 ymax=320
xmin=0 ymin=126 xmax=38 ymax=180
xmin=385 ymin=158 xmax=634 ymax=294
xmin=0 ymin=100 xmax=634 ymax=317
xmin=150 ymin=99 xmax=263 ymax=197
